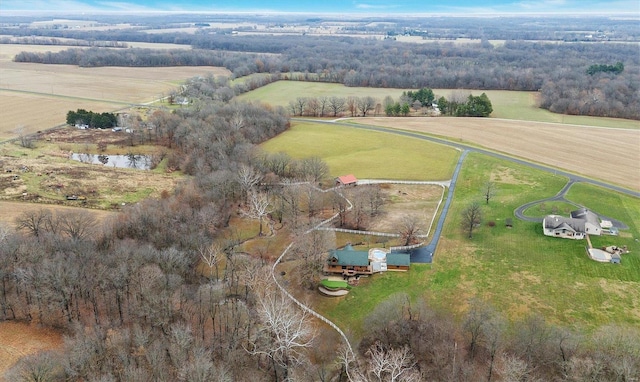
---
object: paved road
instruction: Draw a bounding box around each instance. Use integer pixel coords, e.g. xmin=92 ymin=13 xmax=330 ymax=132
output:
xmin=514 ymin=179 xmax=629 ymax=229
xmin=295 ymin=118 xmax=640 ymax=263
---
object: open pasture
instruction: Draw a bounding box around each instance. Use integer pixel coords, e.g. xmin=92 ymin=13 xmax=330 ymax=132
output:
xmin=260 ymin=121 xmax=459 ymax=181
xmin=358 ymin=117 xmax=640 ymax=191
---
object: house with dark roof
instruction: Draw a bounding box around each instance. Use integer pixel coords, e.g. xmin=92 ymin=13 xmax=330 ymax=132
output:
xmin=324 ymin=245 xmax=410 ymax=276
xmin=335 ymin=174 xmax=358 ymax=187
xmin=543 ymin=208 xmax=602 ymax=240
xmin=325 ymin=248 xmax=371 ymax=276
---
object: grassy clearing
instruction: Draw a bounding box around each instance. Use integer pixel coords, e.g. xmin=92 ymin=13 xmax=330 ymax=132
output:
xmin=260 ymin=121 xmax=459 ymax=181
xmin=237 ymin=81 xmax=410 ymax=107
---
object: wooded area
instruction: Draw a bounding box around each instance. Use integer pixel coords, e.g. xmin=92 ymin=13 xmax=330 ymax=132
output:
xmin=9 ymin=26 xmax=639 ymax=120
xmin=1 ymin=75 xmax=638 ymax=381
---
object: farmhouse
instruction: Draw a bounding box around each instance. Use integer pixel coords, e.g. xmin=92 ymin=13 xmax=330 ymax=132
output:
xmin=324 ymin=245 xmax=410 ymax=276
xmin=335 ymin=174 xmax=358 ymax=187
xmin=543 ymin=208 xmax=602 ymax=240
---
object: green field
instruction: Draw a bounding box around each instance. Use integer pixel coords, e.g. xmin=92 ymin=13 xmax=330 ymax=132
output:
xmin=260 ymin=121 xmax=459 ymax=181
xmin=260 ymin=118 xmax=640 ymax=331
xmin=238 ymin=80 xmax=640 ymax=129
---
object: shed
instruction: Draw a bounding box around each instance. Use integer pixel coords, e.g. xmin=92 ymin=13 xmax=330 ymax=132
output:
xmin=386 ymin=253 xmax=410 ymax=271
xmin=336 ymin=174 xmax=358 ymax=187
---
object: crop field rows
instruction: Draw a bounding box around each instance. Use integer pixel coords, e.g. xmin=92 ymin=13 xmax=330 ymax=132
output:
xmin=0 ymin=44 xmax=231 ymax=139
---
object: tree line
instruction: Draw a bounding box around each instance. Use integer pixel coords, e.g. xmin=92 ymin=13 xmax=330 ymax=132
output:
xmin=66 ymin=109 xmax=117 ymax=129
xmin=12 ymin=33 xmax=639 ymax=119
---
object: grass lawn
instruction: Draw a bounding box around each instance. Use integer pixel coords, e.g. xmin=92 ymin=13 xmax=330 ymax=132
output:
xmin=314 ymin=152 xmax=640 ymax=334
xmin=427 ymin=152 xmax=640 ymax=328
xmin=320 ymin=279 xmax=350 ymax=290
xmin=260 ymin=121 xmax=459 ymax=181
xmin=523 ymin=201 xmax=580 ymax=218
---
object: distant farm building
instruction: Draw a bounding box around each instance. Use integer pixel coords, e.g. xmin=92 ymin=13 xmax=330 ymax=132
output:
xmin=336 ymin=174 xmax=358 ymax=187
xmin=543 ymin=208 xmax=603 ymax=240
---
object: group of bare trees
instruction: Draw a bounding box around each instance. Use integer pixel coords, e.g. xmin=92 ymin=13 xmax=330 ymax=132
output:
xmin=288 ymin=96 xmax=379 ymax=118
xmin=346 ymin=294 xmax=640 ymax=382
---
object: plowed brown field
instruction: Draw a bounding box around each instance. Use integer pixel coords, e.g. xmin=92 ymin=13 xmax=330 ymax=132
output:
xmin=0 ymin=322 xmax=63 ymax=378
xmin=359 ymin=117 xmax=640 ymax=191
xmin=0 ymin=44 xmax=231 ymax=139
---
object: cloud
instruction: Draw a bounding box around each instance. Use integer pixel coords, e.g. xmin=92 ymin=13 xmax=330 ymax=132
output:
xmin=355 ymin=3 xmax=398 ymax=9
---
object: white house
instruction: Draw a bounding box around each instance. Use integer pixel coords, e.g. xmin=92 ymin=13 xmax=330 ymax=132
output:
xmin=543 ymin=208 xmax=602 ymax=240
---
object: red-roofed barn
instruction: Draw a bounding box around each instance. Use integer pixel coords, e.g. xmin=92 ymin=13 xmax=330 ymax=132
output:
xmin=336 ymin=174 xmax=358 ymax=186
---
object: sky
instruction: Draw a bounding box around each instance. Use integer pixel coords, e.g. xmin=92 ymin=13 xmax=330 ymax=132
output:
xmin=0 ymin=0 xmax=638 ymax=15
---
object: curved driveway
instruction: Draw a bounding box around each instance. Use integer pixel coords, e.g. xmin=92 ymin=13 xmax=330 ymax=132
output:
xmin=295 ymin=118 xmax=640 ymax=262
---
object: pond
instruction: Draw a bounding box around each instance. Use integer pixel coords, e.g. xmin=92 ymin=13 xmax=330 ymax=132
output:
xmin=70 ymin=153 xmax=151 ymax=170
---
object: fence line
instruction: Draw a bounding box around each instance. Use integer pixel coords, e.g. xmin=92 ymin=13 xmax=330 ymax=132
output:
xmin=268 ymin=178 xmax=453 ymax=378
xmin=271 ymin=243 xmax=355 ymax=360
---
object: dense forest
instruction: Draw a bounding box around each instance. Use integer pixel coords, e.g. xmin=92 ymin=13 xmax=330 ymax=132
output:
xmin=2 ymin=76 xmax=639 ymax=381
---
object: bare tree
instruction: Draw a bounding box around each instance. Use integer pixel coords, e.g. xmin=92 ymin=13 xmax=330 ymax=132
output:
xmin=463 ymin=298 xmax=493 ymax=361
xmin=483 ymin=311 xmax=507 ymax=382
xmin=5 ymin=350 xmax=62 ymax=382
xmin=58 ymin=210 xmax=97 ymax=242
xmin=357 ymin=96 xmax=377 ymax=117
xmin=328 ymin=96 xmax=346 ymax=117
xmin=16 ymin=125 xmax=34 ymax=149
xmin=242 ymin=190 xmax=273 ymax=236
xmin=237 ymin=163 xmax=263 ymax=202
xmin=248 ymin=279 xmax=316 ymax=381
xmin=198 ymin=242 xmax=222 ymax=283
xmin=299 ymin=156 xmax=329 ymax=184
xmin=15 ymin=209 xmax=52 ymax=238
xmin=365 ymin=342 xmax=420 ymax=382
xmin=318 ymin=96 xmax=328 ymax=117
xmin=461 ymin=202 xmax=482 ymax=239
xmin=305 ymin=97 xmax=320 ymax=117
xmin=483 ymin=181 xmax=496 ymax=205
xmin=398 ymin=215 xmax=423 ymax=246
xmin=347 ymin=97 xmax=358 ymax=117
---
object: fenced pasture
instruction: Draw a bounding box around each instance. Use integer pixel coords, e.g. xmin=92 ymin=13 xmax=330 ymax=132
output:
xmin=260 ymin=121 xmax=460 ymax=181
xmin=315 ymin=152 xmax=639 ymax=331
xmin=0 ymin=44 xmax=230 ymax=139
xmin=358 ymin=117 xmax=640 ymax=191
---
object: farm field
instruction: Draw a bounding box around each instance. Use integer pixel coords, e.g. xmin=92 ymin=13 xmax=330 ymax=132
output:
xmin=238 ymin=80 xmax=640 ymax=129
xmin=0 ymin=321 xmax=63 ymax=378
xmin=357 ymin=117 xmax=640 ymax=191
xmin=0 ymin=44 xmax=230 ymax=139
